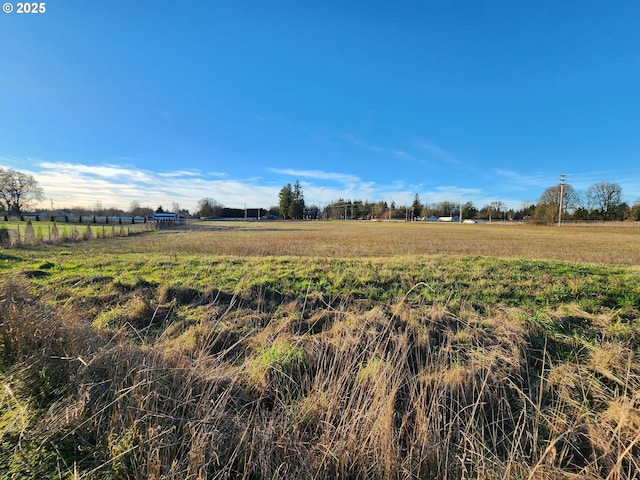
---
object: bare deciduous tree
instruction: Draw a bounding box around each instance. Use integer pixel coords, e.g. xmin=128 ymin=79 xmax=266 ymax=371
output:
xmin=0 ymin=168 xmax=45 ymax=216
xmin=535 ymin=184 xmax=577 ymax=224
xmin=586 ymin=182 xmax=622 ymax=221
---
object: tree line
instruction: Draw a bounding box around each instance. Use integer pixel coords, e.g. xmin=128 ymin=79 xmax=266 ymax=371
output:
xmin=2 ymin=168 xmax=639 ymax=223
xmin=288 ymin=181 xmax=640 ymax=223
xmin=320 ymin=196 xmax=533 ymax=221
xmin=534 ymin=181 xmax=640 ymax=223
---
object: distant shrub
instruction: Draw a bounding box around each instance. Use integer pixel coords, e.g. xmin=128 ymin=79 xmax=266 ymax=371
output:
xmin=0 ymin=226 xmax=9 ymax=244
xmin=50 ymin=215 xmax=55 ymax=222
xmin=93 ymin=216 xmax=97 ymax=224
xmin=64 ymin=215 xmax=69 ymax=223
xmin=35 ymin=215 xmax=40 ymax=222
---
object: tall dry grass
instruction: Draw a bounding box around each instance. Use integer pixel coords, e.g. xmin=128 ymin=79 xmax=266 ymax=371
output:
xmin=2 ymin=273 xmax=639 ymax=479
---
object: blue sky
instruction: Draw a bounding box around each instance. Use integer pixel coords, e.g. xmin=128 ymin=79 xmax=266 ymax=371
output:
xmin=2 ymin=1 xmax=640 ymax=212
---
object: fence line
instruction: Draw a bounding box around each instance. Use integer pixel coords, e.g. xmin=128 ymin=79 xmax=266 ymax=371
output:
xmin=0 ymin=221 xmax=163 ymax=248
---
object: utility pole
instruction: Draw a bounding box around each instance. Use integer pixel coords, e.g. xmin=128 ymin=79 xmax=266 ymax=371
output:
xmin=558 ymin=174 xmax=566 ymax=226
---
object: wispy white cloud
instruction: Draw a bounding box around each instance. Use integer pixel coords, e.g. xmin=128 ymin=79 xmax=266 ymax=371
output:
xmin=390 ymin=149 xmax=410 ymax=158
xmin=157 ymin=170 xmax=203 ymax=178
xmin=31 ymin=161 xmax=279 ymax=211
xmin=414 ymin=140 xmax=447 ymax=156
xmin=342 ymin=134 xmax=413 ymax=160
xmin=206 ymin=171 xmax=228 ymax=178
xmin=417 ymin=186 xmax=482 ymax=206
xmin=269 ymin=168 xmax=361 ymax=185
xmin=493 ymin=169 xmax=550 ymax=189
xmin=343 ymin=134 xmax=385 ymax=153
xmin=38 ymin=161 xmax=155 ymax=182
xmin=414 ymin=139 xmax=460 ymax=165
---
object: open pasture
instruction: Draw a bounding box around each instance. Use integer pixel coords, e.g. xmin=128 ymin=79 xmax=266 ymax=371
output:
xmin=122 ymin=220 xmax=640 ymax=265
xmin=1 ymin=221 xmax=640 ymax=479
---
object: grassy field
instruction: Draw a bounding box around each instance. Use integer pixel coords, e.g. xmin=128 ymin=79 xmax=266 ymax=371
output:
xmin=1 ymin=221 xmax=639 ymax=479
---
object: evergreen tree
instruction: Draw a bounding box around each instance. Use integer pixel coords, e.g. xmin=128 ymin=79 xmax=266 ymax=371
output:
xmin=279 ymin=183 xmax=293 ymax=219
xmin=411 ymin=194 xmax=423 ymax=220
xmin=289 ymin=180 xmax=305 ymax=219
xmin=462 ymin=202 xmax=478 ymax=220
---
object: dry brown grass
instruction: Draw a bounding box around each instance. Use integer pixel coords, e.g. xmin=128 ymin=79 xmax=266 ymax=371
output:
xmin=109 ymin=221 xmax=640 ymax=265
xmin=2 ymin=222 xmax=640 ymax=478
xmin=2 ymin=269 xmax=640 ymax=479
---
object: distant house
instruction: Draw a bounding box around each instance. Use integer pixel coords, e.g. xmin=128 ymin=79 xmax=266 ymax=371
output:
xmin=426 ymin=215 xmax=438 ymax=222
xmin=153 ymin=212 xmax=178 ymax=221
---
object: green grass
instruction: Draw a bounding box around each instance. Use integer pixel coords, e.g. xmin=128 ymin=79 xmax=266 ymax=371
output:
xmin=1 ymin=222 xmax=640 ymax=479
xmin=16 ymin=250 xmax=640 ymax=320
xmin=0 ymin=220 xmax=154 ymax=246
